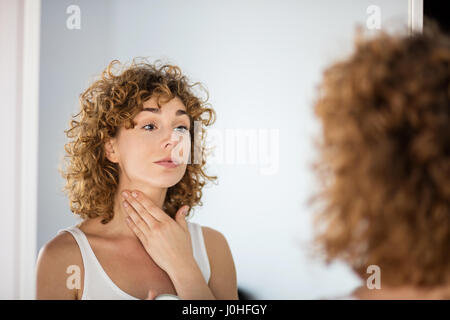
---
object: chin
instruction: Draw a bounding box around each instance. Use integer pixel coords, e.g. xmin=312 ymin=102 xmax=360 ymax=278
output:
xmin=131 ymin=166 xmax=186 ymax=188
xmin=155 ymin=178 xmax=183 ymax=188
xmin=146 ymin=173 xmax=185 ymax=188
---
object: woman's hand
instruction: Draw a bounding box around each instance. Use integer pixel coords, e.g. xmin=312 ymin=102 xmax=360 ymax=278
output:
xmin=121 ymin=189 xmax=216 ymax=300
xmin=145 ymin=289 xmax=159 ymax=300
xmin=121 ymin=189 xmax=195 ymax=276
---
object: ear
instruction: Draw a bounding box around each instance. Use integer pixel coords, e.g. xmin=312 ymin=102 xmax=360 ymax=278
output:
xmin=104 ymin=137 xmax=119 ymax=163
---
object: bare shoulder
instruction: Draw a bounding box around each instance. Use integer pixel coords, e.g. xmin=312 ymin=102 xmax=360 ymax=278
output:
xmin=201 ymin=226 xmax=238 ymax=300
xmin=201 ymin=226 xmax=228 ymax=248
xmin=36 ymin=231 xmax=83 ymax=300
xmin=201 ymin=226 xmax=233 ymax=263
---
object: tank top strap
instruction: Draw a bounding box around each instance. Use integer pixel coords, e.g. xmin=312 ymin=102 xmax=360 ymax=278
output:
xmin=56 ymin=225 xmax=101 ymax=296
xmin=57 ymin=226 xmax=90 ymax=261
xmin=187 ymin=221 xmax=211 ymax=283
xmin=57 ymin=226 xmax=140 ymax=300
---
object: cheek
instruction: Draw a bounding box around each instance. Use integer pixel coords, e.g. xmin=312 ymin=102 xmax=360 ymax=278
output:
xmin=179 ymin=164 xmax=188 ymax=176
xmin=119 ymin=136 xmax=157 ymax=168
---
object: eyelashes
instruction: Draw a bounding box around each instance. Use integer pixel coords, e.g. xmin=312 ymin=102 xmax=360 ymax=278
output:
xmin=142 ymin=123 xmax=189 ymax=133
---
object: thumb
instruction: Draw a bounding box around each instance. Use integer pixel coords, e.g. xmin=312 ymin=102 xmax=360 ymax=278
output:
xmin=145 ymin=289 xmax=159 ymax=300
xmin=176 ymin=205 xmax=189 ymax=230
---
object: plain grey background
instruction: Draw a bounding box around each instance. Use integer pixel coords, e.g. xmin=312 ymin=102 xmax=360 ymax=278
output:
xmin=38 ymin=0 xmax=409 ymax=299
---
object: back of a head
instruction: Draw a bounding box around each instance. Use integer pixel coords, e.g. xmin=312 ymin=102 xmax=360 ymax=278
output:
xmin=312 ymin=23 xmax=450 ymax=289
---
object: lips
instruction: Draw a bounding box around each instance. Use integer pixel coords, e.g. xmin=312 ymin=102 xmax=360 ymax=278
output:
xmin=154 ymin=157 xmax=179 ymax=168
xmin=156 ymin=157 xmax=174 ymax=163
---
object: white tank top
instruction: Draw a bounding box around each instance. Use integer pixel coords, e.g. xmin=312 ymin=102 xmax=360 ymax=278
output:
xmin=57 ymin=221 xmax=211 ymax=300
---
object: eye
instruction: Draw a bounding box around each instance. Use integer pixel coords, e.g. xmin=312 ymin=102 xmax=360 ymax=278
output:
xmin=143 ymin=123 xmax=189 ymax=132
xmin=175 ymin=125 xmax=189 ymax=132
xmin=142 ymin=123 xmax=157 ymax=131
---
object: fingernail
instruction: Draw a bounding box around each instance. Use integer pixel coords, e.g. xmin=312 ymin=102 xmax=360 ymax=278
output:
xmin=131 ymin=191 xmax=138 ymax=198
xmin=123 ymin=201 xmax=128 ymax=208
xmin=122 ymin=191 xmax=128 ymax=198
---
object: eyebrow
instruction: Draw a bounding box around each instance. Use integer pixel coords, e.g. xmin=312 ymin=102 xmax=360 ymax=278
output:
xmin=142 ymin=107 xmax=189 ymax=117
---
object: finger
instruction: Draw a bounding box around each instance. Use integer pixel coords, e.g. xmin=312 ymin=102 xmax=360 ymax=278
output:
xmin=175 ymin=205 xmax=189 ymax=232
xmin=122 ymin=191 xmax=159 ymax=228
xmin=130 ymin=190 xmax=171 ymax=223
xmin=125 ymin=214 xmax=148 ymax=246
xmin=122 ymin=199 xmax=152 ymax=237
xmin=145 ymin=289 xmax=159 ymax=300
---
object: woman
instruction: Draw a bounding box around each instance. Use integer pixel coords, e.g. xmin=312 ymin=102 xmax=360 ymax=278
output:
xmin=36 ymin=59 xmax=238 ymax=300
xmin=311 ymin=24 xmax=450 ymax=299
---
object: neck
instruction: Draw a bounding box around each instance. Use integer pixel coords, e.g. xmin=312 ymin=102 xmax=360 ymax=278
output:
xmin=103 ymin=180 xmax=168 ymax=240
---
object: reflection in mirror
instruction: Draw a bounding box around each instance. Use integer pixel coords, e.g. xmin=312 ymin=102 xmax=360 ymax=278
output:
xmin=34 ymin=0 xmax=411 ymax=299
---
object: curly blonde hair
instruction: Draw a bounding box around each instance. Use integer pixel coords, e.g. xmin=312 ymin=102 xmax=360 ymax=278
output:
xmin=59 ymin=58 xmax=217 ymax=224
xmin=311 ymin=24 xmax=450 ymax=287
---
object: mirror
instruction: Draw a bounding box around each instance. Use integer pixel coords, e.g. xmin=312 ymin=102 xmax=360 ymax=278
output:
xmin=37 ymin=0 xmax=410 ymax=299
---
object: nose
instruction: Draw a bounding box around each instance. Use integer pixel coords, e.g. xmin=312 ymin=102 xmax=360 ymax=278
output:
xmin=161 ymin=129 xmax=182 ymax=150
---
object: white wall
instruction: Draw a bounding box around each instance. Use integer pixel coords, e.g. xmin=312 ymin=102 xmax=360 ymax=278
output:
xmin=37 ymin=0 xmax=409 ymax=299
xmin=0 ymin=0 xmax=40 ymax=299
xmin=37 ymin=0 xmax=114 ymax=261
xmin=0 ymin=0 xmax=22 ymax=299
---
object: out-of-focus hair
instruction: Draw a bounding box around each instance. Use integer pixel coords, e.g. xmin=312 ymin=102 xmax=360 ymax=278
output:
xmin=311 ymin=23 xmax=450 ymax=287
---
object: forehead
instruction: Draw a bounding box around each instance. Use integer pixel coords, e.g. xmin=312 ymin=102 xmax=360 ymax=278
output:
xmin=143 ymin=95 xmax=186 ymax=111
xmin=134 ymin=96 xmax=188 ymax=120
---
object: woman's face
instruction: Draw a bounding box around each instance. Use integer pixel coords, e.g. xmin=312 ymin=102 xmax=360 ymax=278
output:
xmin=106 ymin=95 xmax=191 ymax=188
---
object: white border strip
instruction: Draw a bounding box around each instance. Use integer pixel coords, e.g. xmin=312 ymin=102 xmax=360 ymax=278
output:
xmin=409 ymin=0 xmax=424 ymax=33
xmin=19 ymin=0 xmax=41 ymax=300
